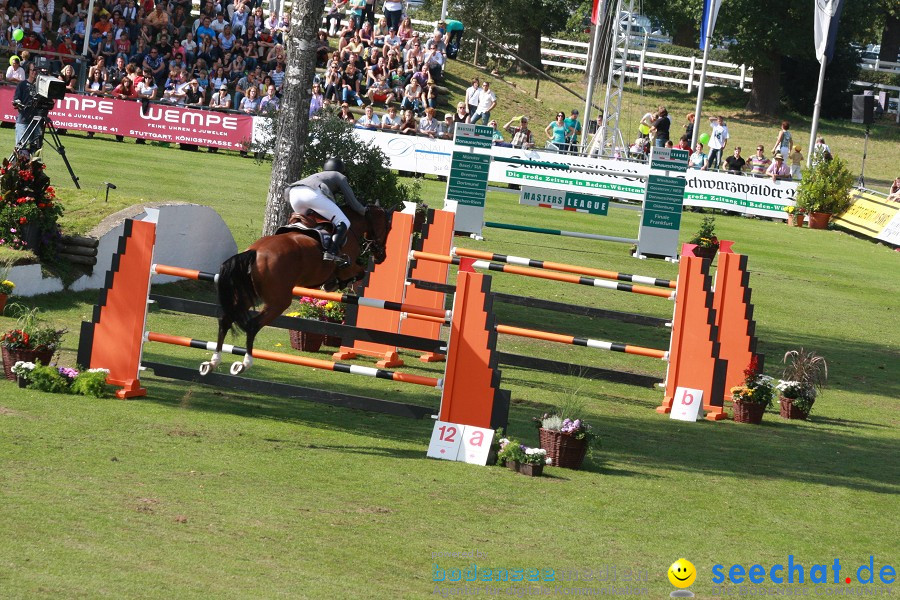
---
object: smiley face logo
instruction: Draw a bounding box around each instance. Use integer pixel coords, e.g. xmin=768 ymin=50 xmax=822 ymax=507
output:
xmin=668 ymin=559 xmax=696 ymax=588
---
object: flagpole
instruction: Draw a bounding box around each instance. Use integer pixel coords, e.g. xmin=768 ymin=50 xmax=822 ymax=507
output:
xmin=581 ymin=8 xmax=605 ymax=154
xmin=690 ymin=3 xmax=715 ymax=150
xmin=806 ymin=57 xmax=827 ymax=168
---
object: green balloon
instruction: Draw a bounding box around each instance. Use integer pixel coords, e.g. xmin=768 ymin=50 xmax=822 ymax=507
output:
xmin=699 ymin=132 xmax=710 ymax=145
xmin=12 ymin=28 xmax=24 ymax=41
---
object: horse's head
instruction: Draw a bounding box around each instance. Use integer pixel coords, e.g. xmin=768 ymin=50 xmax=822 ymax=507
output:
xmin=364 ymin=204 xmax=392 ymax=264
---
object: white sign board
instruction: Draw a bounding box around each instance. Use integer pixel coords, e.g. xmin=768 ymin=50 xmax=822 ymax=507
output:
xmin=670 ymin=387 xmax=704 ymax=422
xmin=455 ymin=426 xmax=494 ymax=465
xmin=427 ymin=421 xmax=464 ymax=460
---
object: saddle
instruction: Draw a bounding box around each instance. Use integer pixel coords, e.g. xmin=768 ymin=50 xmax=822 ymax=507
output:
xmin=275 ymin=211 xmax=334 ymax=248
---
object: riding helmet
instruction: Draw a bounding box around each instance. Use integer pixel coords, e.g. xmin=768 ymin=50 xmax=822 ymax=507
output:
xmin=323 ymin=157 xmax=345 ymax=174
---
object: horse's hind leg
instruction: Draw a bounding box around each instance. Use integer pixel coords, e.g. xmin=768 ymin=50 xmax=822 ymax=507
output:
xmin=201 ymin=315 xmax=234 ymax=375
xmin=229 ymin=302 xmax=289 ymax=375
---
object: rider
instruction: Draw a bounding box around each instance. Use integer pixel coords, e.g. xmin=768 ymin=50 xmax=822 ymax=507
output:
xmin=286 ymin=157 xmax=367 ymax=264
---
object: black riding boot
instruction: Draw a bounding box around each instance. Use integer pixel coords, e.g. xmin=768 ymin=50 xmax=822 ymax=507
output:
xmin=323 ymin=222 xmax=349 ymax=267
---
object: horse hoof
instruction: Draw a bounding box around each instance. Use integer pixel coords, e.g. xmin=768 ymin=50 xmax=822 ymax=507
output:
xmin=230 ymin=362 xmax=245 ymax=375
xmin=199 ymin=362 xmax=213 ymax=376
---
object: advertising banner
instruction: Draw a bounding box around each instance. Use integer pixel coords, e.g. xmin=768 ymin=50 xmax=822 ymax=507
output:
xmin=353 ymin=129 xmax=797 ymax=218
xmin=833 ymin=188 xmax=900 ymax=244
xmin=0 ymin=87 xmax=253 ymax=150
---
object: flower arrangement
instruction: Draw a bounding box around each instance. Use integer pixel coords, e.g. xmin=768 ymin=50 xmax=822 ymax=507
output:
xmin=496 ymin=437 xmax=551 ymax=466
xmin=784 ymin=205 xmax=805 ymax=215
xmin=730 ymin=357 xmax=775 ymax=408
xmin=17 ymin=364 xmax=110 ymax=397
xmin=0 ymin=279 xmax=14 ymax=294
xmin=11 ymin=360 xmax=35 ymax=378
xmin=322 ymin=299 xmax=345 ymax=322
xmin=687 ymin=216 xmax=719 ymax=250
xmin=289 ymin=296 xmax=328 ymax=319
xmin=1 ymin=306 xmax=65 ymax=352
xmin=777 ymin=349 xmax=827 ymax=416
xmin=0 ymin=154 xmax=63 ymax=258
xmin=534 ymin=413 xmax=599 ymax=446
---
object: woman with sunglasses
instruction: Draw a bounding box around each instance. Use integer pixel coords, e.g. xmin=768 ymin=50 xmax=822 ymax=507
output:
xmin=545 ymin=111 xmax=572 ymax=152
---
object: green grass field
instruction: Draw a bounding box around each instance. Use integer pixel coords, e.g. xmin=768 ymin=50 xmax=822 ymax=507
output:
xmin=0 ymin=95 xmax=898 ymax=599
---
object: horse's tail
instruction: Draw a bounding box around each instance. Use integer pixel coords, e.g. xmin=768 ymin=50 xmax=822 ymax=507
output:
xmin=217 ymin=250 xmax=258 ymax=333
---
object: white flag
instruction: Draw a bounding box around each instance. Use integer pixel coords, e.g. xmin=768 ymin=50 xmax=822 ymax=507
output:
xmin=814 ymin=0 xmax=844 ymax=65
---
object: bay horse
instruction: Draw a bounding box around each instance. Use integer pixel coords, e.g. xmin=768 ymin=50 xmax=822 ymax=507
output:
xmin=201 ymin=205 xmax=392 ymax=376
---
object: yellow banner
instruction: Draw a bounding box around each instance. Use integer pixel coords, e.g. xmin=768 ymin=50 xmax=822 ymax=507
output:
xmin=833 ymin=189 xmax=899 ymax=239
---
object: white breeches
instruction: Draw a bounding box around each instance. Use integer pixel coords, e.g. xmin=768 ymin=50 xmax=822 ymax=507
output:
xmin=287 ymin=186 xmax=350 ymax=228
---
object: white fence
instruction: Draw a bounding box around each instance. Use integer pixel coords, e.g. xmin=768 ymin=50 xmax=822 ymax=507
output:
xmin=860 ymin=58 xmax=900 ymax=75
xmin=538 ymin=36 xmax=754 ymax=92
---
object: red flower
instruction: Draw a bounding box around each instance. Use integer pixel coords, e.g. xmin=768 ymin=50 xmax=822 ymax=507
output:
xmin=37 ymin=203 xmax=45 ymax=208
xmin=19 ymin=170 xmax=34 ymax=181
xmin=18 ymin=217 xmax=27 ymax=224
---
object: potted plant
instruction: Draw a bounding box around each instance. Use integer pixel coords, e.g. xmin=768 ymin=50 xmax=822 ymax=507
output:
xmin=1 ymin=306 xmax=65 ymax=380
xmin=730 ymin=357 xmax=775 ymax=424
xmin=784 ymin=205 xmax=806 ymax=227
xmin=286 ymin=297 xmax=327 ymax=352
xmin=795 ymin=157 xmax=854 ymax=229
xmin=686 ymin=216 xmax=720 ymax=259
xmin=10 ymin=360 xmax=34 ymax=388
xmin=496 ymin=437 xmax=550 ymax=476
xmin=534 ymin=413 xmax=599 ymax=470
xmin=0 ymin=278 xmax=13 ymax=314
xmin=0 ymin=155 xmax=64 ymax=258
xmin=496 ymin=436 xmax=526 ymax=472
xmin=777 ymin=349 xmax=827 ymax=420
xmin=322 ymin=299 xmax=346 ymax=347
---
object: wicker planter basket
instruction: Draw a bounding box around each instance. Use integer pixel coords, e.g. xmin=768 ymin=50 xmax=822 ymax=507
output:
xmin=539 ymin=428 xmax=588 ymax=470
xmin=2 ymin=346 xmax=55 ymax=381
xmin=323 ymin=318 xmax=344 ymax=347
xmin=780 ymin=397 xmax=810 ymax=420
xmin=692 ymin=245 xmax=719 ymax=260
xmin=732 ymin=399 xmax=766 ymax=424
xmin=289 ymin=330 xmax=324 ymax=353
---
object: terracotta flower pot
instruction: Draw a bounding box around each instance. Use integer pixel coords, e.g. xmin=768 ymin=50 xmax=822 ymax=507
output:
xmin=0 ymin=293 xmax=7 ymax=314
xmin=732 ymin=399 xmax=766 ymax=424
xmin=692 ymin=245 xmax=719 ymax=260
xmin=807 ymin=212 xmax=831 ymax=229
xmin=787 ymin=213 xmax=805 ymax=227
xmin=779 ymin=397 xmax=810 ymax=420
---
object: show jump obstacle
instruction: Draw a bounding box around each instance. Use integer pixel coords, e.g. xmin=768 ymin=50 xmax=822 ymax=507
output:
xmin=338 ymin=209 xmax=762 ymax=422
xmin=76 ymin=217 xmax=510 ymax=430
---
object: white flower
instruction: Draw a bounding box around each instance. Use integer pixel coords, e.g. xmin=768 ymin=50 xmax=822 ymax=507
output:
xmin=545 ymin=457 xmax=552 ymax=465
xmin=87 ymin=368 xmax=110 ymax=374
xmin=525 ymin=448 xmax=547 ymax=456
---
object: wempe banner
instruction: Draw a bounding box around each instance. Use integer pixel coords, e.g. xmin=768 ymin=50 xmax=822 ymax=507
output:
xmin=0 ymin=87 xmax=253 ymax=150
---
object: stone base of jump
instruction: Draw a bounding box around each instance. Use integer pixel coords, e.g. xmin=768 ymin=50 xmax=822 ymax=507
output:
xmin=6 ymin=203 xmax=237 ymax=297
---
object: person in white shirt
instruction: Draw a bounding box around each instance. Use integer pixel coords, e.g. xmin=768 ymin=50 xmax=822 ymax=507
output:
xmin=469 ymin=80 xmax=496 ymax=125
xmin=381 ymin=105 xmax=401 ymax=131
xmin=355 ymin=105 xmax=381 ymax=130
xmin=6 ymin=56 xmax=26 ymax=83
xmin=703 ymin=115 xmax=729 ymax=171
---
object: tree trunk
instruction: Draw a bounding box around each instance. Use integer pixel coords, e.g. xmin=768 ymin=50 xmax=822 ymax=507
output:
xmin=745 ymin=53 xmax=781 ymax=116
xmin=879 ymin=14 xmax=900 ymax=63
xmin=515 ymin=24 xmax=543 ymax=72
xmin=262 ymin=0 xmax=327 ymax=237
xmin=672 ymin=23 xmax=698 ymax=49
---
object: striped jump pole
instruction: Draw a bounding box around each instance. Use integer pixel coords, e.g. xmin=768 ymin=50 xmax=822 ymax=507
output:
xmin=145 ymin=332 xmax=442 ymax=387
xmin=151 ymin=264 xmax=451 ymax=321
xmin=495 ymin=325 xmax=668 ymax=360
xmin=484 ymin=221 xmax=638 ymax=245
xmin=409 ymin=252 xmax=675 ymax=300
xmin=451 ymin=247 xmax=677 ymax=289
